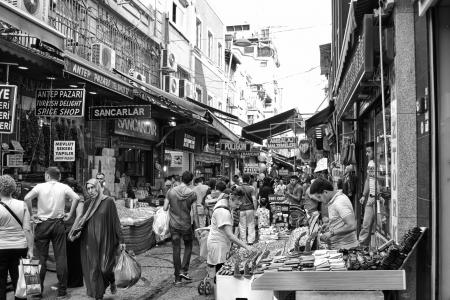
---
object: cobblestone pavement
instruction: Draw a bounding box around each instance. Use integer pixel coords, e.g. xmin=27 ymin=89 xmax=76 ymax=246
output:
xmin=7 ymin=241 xmax=215 ymax=300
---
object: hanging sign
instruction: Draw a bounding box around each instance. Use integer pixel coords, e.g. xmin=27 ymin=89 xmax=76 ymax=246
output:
xmin=299 ymin=139 xmax=311 ymax=160
xmin=114 ymin=119 xmax=159 ymax=141
xmin=36 ymin=89 xmax=85 ymax=117
xmin=89 ymin=105 xmax=151 ymax=120
xmin=0 ymin=85 xmax=17 ymax=134
xmin=269 ymin=194 xmax=286 ymax=203
xmin=267 ymin=137 xmax=298 ymax=149
xmin=165 ymin=150 xmax=183 ymax=167
xmin=220 ymin=142 xmax=251 ymax=152
xmin=6 ymin=154 xmax=23 ymax=167
xmin=54 ymin=141 xmax=75 ymax=161
xmin=183 ymin=133 xmax=196 ymax=150
xmin=240 ymin=151 xmax=260 ymax=158
xmin=243 ymin=165 xmax=259 ymax=174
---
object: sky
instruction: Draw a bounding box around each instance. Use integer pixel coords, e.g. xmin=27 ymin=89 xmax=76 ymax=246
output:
xmin=208 ymin=0 xmax=332 ymax=118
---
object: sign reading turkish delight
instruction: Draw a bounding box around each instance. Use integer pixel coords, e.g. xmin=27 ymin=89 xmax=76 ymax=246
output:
xmin=0 ymin=85 xmax=17 ymax=134
xmin=54 ymin=141 xmax=75 ymax=161
xmin=36 ymin=89 xmax=85 ymax=117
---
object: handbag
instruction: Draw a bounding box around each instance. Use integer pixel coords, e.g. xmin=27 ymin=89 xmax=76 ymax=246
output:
xmin=0 ymin=201 xmax=22 ymax=228
xmin=15 ymin=259 xmax=41 ymax=298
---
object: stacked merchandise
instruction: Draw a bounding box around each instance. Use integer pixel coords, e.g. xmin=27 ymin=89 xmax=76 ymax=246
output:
xmin=299 ymin=255 xmax=315 ymax=271
xmin=89 ymin=148 xmax=116 ymax=196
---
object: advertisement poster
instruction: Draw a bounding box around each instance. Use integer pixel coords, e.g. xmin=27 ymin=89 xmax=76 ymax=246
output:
xmin=165 ymin=150 xmax=183 ymax=167
xmin=0 ymin=85 xmax=17 ymax=134
xmin=36 ymin=89 xmax=85 ymax=117
xmin=54 ymin=141 xmax=75 ymax=161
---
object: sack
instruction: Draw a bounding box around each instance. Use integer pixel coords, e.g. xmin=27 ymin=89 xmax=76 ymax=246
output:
xmin=15 ymin=259 xmax=41 ymax=299
xmin=114 ymin=249 xmax=142 ymax=289
xmin=199 ymin=230 xmax=209 ymax=259
xmin=152 ymin=208 xmax=170 ymax=238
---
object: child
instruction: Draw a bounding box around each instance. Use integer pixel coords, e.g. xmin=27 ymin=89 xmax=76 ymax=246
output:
xmin=255 ymin=198 xmax=271 ymax=229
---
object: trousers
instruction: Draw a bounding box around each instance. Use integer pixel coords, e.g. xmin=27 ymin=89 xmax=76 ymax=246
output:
xmin=0 ymin=248 xmax=27 ymax=300
xmin=359 ymin=200 xmax=375 ymax=246
xmin=239 ymin=210 xmax=255 ymax=244
xmin=170 ymin=227 xmax=193 ymax=280
xmin=34 ymin=219 xmax=67 ymax=295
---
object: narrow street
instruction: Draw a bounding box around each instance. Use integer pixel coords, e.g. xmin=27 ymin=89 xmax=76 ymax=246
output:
xmin=7 ymin=242 xmax=212 ymax=300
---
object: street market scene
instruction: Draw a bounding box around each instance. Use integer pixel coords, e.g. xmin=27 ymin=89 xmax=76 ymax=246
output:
xmin=0 ymin=0 xmax=447 ymax=299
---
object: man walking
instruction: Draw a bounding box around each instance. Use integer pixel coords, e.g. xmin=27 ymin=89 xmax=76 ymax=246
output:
xmin=24 ymin=167 xmax=80 ymax=298
xmin=163 ymin=171 xmax=197 ymax=284
xmin=238 ymin=174 xmax=258 ymax=245
xmin=286 ymin=175 xmax=303 ymax=205
xmin=192 ymin=177 xmax=210 ymax=228
xmin=359 ymin=142 xmax=377 ymax=246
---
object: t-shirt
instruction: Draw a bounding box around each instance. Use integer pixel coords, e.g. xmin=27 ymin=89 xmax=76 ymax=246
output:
xmin=327 ymin=191 xmax=358 ymax=250
xmin=286 ymin=183 xmax=303 ymax=204
xmin=167 ymin=184 xmax=197 ymax=231
xmin=367 ymin=160 xmax=376 ymax=197
xmin=193 ymin=184 xmax=210 ymax=215
xmin=0 ymin=199 xmax=30 ymax=249
xmin=239 ymin=184 xmax=255 ymax=211
xmin=255 ymin=207 xmax=270 ymax=228
xmin=303 ymin=187 xmax=319 ymax=213
xmin=27 ymin=181 xmax=80 ymax=220
xmin=207 ymin=199 xmax=233 ymax=265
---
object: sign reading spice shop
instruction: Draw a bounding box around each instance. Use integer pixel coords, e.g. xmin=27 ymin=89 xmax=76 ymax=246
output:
xmin=64 ymin=57 xmax=133 ymax=98
xmin=114 ymin=119 xmax=159 ymax=141
xmin=268 ymin=137 xmax=298 ymax=149
xmin=89 ymin=105 xmax=151 ymax=120
xmin=0 ymin=85 xmax=17 ymax=134
xmin=36 ymin=89 xmax=85 ymax=117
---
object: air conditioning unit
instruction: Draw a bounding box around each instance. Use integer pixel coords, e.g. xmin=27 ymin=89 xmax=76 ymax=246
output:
xmin=92 ymin=43 xmax=116 ymax=71
xmin=179 ymin=79 xmax=193 ymax=98
xmin=6 ymin=0 xmax=48 ymax=22
xmin=163 ymin=75 xmax=179 ymax=95
xmin=161 ymin=49 xmax=177 ymax=72
xmin=129 ymin=69 xmax=147 ymax=90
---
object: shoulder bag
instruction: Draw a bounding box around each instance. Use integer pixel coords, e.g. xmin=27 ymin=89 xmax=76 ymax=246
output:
xmin=0 ymin=201 xmax=23 ymax=228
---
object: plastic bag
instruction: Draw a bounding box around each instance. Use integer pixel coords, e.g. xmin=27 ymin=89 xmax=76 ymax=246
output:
xmin=152 ymin=208 xmax=170 ymax=238
xmin=195 ymin=227 xmax=210 ymax=260
xmin=15 ymin=259 xmax=41 ymax=299
xmin=114 ymin=249 xmax=142 ymax=289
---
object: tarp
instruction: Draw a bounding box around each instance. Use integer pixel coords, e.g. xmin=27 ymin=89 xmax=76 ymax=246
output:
xmin=305 ymin=103 xmax=335 ymax=132
xmin=241 ymin=108 xmax=303 ymax=144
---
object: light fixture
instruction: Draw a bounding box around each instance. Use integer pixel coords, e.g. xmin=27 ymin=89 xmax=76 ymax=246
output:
xmin=163 ymin=165 xmax=168 ymax=172
xmin=18 ymin=66 xmax=28 ymax=70
xmin=46 ymin=76 xmax=56 ymax=80
xmin=69 ymin=84 xmax=78 ymax=88
xmin=168 ymin=120 xmax=176 ymax=127
xmin=233 ymin=38 xmax=252 ymax=47
xmin=89 ymin=91 xmax=97 ymax=95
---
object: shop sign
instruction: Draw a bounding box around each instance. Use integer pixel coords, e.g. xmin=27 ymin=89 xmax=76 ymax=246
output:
xmin=243 ymin=165 xmax=259 ymax=174
xmin=195 ymin=153 xmax=221 ymax=164
xmin=268 ymin=194 xmax=286 ymax=203
xmin=390 ymin=98 xmax=399 ymax=242
xmin=268 ymin=137 xmax=298 ymax=149
xmin=220 ymin=142 xmax=251 ymax=152
xmin=35 ymin=89 xmax=85 ymax=117
xmin=335 ymin=16 xmax=374 ymax=119
xmin=240 ymin=151 xmax=259 ymax=158
xmin=6 ymin=154 xmax=23 ymax=167
xmin=0 ymin=85 xmax=17 ymax=134
xmin=64 ymin=57 xmax=133 ymax=98
xmin=183 ymin=134 xmax=196 ymax=150
xmin=89 ymin=105 xmax=151 ymax=120
xmin=279 ymin=169 xmax=289 ymax=176
xmin=114 ymin=118 xmax=159 ymax=141
xmin=54 ymin=141 xmax=75 ymax=161
xmin=299 ymin=139 xmax=311 ymax=160
xmin=165 ymin=150 xmax=183 ymax=167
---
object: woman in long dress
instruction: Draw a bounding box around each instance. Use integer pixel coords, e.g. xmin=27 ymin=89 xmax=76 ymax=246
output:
xmin=69 ymin=179 xmax=123 ymax=300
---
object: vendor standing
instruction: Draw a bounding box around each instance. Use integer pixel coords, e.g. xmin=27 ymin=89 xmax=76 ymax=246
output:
xmin=309 ymin=178 xmax=358 ymax=250
xmin=286 ymin=175 xmax=303 ymax=205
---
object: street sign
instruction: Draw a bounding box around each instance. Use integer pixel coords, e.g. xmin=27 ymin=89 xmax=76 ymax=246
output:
xmin=89 ymin=105 xmax=151 ymax=120
xmin=54 ymin=141 xmax=75 ymax=161
xmin=268 ymin=137 xmax=298 ymax=149
xmin=36 ymin=89 xmax=85 ymax=117
xmin=0 ymin=85 xmax=17 ymax=134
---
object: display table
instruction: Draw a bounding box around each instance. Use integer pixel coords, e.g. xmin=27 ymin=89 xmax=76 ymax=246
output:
xmin=216 ymin=275 xmax=273 ymax=300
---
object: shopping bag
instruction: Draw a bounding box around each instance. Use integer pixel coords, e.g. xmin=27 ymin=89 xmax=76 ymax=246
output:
xmin=114 ymin=248 xmax=142 ymax=289
xmin=15 ymin=259 xmax=41 ymax=299
xmin=152 ymin=208 xmax=170 ymax=238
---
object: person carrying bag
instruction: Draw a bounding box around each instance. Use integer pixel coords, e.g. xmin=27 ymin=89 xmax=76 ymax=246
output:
xmin=0 ymin=175 xmax=35 ymax=300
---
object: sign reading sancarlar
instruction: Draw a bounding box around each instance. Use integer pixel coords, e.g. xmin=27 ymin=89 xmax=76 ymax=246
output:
xmin=54 ymin=141 xmax=75 ymax=161
xmin=36 ymin=89 xmax=85 ymax=117
xmin=268 ymin=137 xmax=298 ymax=149
xmin=89 ymin=105 xmax=151 ymax=120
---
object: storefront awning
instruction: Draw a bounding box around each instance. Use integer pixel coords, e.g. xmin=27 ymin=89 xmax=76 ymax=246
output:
xmin=305 ymin=102 xmax=335 ymax=132
xmin=207 ymin=113 xmax=240 ymax=143
xmin=0 ymin=1 xmax=65 ymax=50
xmin=241 ymin=108 xmax=303 ymax=144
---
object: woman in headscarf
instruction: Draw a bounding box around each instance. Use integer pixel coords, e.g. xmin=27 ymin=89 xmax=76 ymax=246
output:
xmin=69 ymin=179 xmax=123 ymax=300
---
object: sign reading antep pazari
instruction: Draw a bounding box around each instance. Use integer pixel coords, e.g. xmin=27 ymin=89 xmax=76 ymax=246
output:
xmin=0 ymin=85 xmax=17 ymax=134
xmin=36 ymin=89 xmax=85 ymax=117
xmin=89 ymin=105 xmax=151 ymax=120
xmin=54 ymin=141 xmax=75 ymax=161
xmin=268 ymin=137 xmax=298 ymax=149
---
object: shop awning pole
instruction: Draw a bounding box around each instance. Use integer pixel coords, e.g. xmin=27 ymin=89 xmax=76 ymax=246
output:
xmin=378 ymin=4 xmax=390 ymax=188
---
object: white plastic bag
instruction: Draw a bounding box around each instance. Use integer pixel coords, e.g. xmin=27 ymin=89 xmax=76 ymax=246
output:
xmin=15 ymin=259 xmax=41 ymax=299
xmin=15 ymin=260 xmax=26 ymax=299
xmin=114 ymin=248 xmax=141 ymax=289
xmin=152 ymin=208 xmax=170 ymax=238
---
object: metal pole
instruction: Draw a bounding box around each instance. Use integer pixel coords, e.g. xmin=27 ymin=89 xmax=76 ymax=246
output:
xmin=378 ymin=5 xmax=389 ymax=188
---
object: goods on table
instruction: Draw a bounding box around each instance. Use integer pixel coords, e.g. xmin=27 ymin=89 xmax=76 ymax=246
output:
xmin=116 ymin=200 xmax=156 ymax=226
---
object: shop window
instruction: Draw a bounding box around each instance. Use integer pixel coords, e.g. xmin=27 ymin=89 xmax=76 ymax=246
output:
xmin=208 ymin=31 xmax=213 ymax=58
xmin=257 ymin=46 xmax=273 ymax=57
xmin=218 ymin=42 xmax=223 ymax=67
xmin=244 ymin=46 xmax=254 ymax=54
xmin=172 ymin=2 xmax=177 ymax=23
